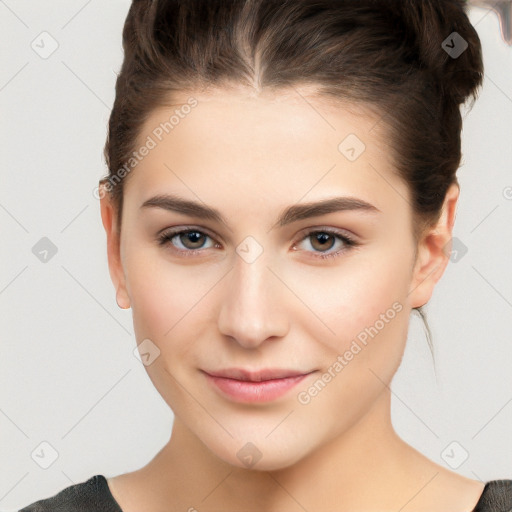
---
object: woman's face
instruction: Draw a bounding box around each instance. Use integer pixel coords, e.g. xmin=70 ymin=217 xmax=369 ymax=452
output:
xmin=101 ymin=86 xmax=451 ymax=471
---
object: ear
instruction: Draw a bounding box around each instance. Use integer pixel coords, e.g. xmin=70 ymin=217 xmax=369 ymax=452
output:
xmin=99 ymin=181 xmax=131 ymax=309
xmin=408 ymin=182 xmax=460 ymax=308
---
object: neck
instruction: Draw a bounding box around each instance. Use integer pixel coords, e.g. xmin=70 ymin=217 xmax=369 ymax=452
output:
xmin=136 ymin=389 xmax=432 ymax=511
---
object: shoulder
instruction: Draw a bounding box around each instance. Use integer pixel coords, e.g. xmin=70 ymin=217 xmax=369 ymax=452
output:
xmin=18 ymin=475 xmax=123 ymax=512
xmin=473 ymin=480 xmax=512 ymax=512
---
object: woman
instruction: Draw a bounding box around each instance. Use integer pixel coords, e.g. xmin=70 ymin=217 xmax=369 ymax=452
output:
xmin=19 ymin=0 xmax=512 ymax=510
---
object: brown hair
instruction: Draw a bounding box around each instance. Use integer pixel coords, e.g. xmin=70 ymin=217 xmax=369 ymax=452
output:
xmin=101 ymin=0 xmax=484 ymax=358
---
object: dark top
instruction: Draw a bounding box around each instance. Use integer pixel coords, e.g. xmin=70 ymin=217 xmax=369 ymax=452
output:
xmin=18 ymin=475 xmax=512 ymax=511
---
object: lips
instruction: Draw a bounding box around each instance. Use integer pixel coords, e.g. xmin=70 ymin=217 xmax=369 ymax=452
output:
xmin=203 ymin=367 xmax=313 ymax=382
xmin=202 ymin=369 xmax=315 ymax=403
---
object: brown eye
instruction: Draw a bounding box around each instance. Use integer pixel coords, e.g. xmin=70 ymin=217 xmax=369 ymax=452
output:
xmin=309 ymin=232 xmax=336 ymax=252
xmin=157 ymin=228 xmax=217 ymax=256
xmin=177 ymin=230 xmax=208 ymax=249
xmin=293 ymin=228 xmax=359 ymax=261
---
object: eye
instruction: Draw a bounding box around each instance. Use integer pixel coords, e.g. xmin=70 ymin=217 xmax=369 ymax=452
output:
xmin=156 ymin=226 xmax=359 ymax=260
xmin=292 ymin=228 xmax=359 ymax=260
xmin=157 ymin=227 xmax=219 ymax=257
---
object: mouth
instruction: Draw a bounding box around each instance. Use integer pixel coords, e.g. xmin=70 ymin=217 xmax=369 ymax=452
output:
xmin=204 ymin=367 xmax=314 ymax=381
xmin=201 ymin=368 xmax=316 ymax=403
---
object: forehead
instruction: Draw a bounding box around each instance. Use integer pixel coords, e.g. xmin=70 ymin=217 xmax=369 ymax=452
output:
xmin=125 ymin=86 xmax=409 ymax=217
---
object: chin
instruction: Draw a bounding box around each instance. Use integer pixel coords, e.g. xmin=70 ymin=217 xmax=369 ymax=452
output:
xmin=207 ymin=434 xmax=311 ymax=472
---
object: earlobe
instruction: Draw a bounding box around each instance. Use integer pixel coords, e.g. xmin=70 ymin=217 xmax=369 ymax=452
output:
xmin=116 ymin=287 xmax=131 ymax=309
xmin=408 ymin=183 xmax=460 ymax=309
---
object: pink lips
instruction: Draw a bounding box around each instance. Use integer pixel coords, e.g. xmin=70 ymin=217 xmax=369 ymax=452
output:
xmin=202 ymin=368 xmax=314 ymax=403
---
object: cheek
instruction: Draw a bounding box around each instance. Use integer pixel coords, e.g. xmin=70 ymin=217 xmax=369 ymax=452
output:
xmin=291 ymin=260 xmax=409 ymax=416
xmin=123 ymin=248 xmax=187 ymax=342
xmin=302 ymin=249 xmax=409 ymax=333
xmin=124 ymin=248 xmax=219 ymax=365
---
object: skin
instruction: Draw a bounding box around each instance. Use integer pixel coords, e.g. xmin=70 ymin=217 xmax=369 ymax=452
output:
xmin=100 ymin=85 xmax=485 ymax=511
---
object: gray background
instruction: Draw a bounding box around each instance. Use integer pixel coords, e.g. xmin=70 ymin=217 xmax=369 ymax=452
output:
xmin=0 ymin=1 xmax=511 ymax=510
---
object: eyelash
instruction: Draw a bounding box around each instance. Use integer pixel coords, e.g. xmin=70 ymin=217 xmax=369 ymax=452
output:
xmin=156 ymin=226 xmax=359 ymax=261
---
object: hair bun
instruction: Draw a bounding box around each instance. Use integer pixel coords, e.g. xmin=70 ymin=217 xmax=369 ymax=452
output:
xmin=397 ymin=0 xmax=484 ymax=104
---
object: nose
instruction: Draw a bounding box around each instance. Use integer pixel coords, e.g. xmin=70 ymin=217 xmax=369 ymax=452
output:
xmin=217 ymin=249 xmax=289 ymax=349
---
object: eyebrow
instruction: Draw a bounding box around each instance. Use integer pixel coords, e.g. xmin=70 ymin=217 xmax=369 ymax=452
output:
xmin=140 ymin=193 xmax=381 ymax=229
